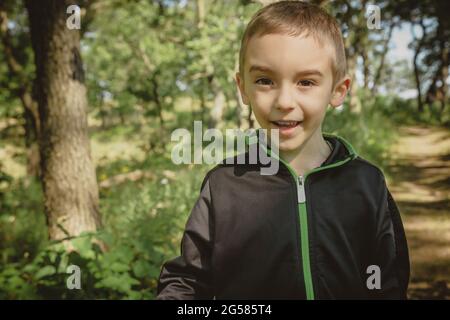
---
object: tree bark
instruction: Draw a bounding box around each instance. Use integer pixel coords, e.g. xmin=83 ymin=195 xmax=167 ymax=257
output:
xmin=361 ymin=49 xmax=370 ymax=90
xmin=437 ymin=22 xmax=448 ymax=118
xmin=411 ymin=20 xmax=426 ymax=113
xmin=208 ymin=78 xmax=226 ymax=129
xmin=25 ymin=0 xmax=102 ymax=240
xmin=413 ymin=49 xmax=424 ymax=113
xmin=371 ymin=21 xmax=395 ymax=95
xmin=342 ymin=0 xmax=365 ymax=114
xmin=151 ymin=72 xmax=165 ymax=128
xmin=22 ymin=92 xmax=41 ymax=177
xmin=346 ymin=53 xmax=362 ymax=113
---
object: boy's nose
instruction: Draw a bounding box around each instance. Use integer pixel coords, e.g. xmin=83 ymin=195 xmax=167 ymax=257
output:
xmin=275 ymin=86 xmax=296 ymax=111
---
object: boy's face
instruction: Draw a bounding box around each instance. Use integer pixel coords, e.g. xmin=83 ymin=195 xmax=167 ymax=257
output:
xmin=236 ymin=33 xmax=349 ymax=154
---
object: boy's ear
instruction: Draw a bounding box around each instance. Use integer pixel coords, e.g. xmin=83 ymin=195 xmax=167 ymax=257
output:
xmin=330 ymin=76 xmax=351 ymax=108
xmin=235 ymin=72 xmax=250 ymax=105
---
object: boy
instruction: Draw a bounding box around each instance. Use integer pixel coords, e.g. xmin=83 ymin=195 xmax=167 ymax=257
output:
xmin=157 ymin=1 xmax=409 ymax=299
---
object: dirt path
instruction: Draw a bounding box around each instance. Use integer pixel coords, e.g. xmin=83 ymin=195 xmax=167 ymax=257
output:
xmin=386 ymin=125 xmax=450 ymax=299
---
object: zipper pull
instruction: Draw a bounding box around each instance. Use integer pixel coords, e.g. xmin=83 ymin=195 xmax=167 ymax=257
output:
xmin=297 ymin=175 xmax=306 ymax=203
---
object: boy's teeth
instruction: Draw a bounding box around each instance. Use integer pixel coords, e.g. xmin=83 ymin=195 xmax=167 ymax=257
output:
xmin=273 ymin=120 xmax=299 ymax=126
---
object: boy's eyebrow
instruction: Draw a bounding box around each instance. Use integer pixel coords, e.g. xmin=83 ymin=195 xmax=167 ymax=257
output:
xmin=249 ymin=65 xmax=323 ymax=77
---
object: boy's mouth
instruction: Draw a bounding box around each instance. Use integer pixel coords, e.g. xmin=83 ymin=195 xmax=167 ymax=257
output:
xmin=270 ymin=120 xmax=302 ymax=128
xmin=269 ymin=120 xmax=302 ymax=137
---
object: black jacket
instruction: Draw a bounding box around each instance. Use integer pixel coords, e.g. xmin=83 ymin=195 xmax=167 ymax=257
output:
xmin=157 ymin=132 xmax=410 ymax=300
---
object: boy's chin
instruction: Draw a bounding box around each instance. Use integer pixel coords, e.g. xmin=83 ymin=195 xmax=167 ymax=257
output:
xmin=264 ymin=128 xmax=305 ymax=153
xmin=275 ymin=136 xmax=305 ymax=153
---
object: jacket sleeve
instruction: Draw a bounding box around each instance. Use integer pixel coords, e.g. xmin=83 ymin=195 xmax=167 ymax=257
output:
xmin=369 ymin=179 xmax=410 ymax=299
xmin=156 ymin=177 xmax=214 ymax=300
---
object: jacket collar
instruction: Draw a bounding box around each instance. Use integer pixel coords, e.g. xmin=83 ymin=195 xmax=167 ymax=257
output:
xmin=245 ymin=129 xmax=358 ymax=168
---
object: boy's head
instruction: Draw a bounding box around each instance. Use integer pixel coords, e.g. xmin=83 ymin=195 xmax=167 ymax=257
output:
xmin=236 ymin=1 xmax=350 ymax=155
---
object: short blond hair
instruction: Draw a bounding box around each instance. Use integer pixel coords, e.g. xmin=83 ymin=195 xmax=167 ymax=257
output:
xmin=238 ymin=1 xmax=346 ymax=85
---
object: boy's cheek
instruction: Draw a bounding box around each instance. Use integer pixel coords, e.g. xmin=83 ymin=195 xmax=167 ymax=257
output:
xmin=302 ymin=92 xmax=333 ymax=114
xmin=250 ymin=100 xmax=272 ymax=122
xmin=302 ymin=107 xmax=327 ymax=127
xmin=252 ymin=109 xmax=271 ymax=128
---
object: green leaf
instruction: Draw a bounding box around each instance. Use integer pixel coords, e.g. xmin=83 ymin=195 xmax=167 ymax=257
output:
xmin=110 ymin=261 xmax=129 ymax=273
xmin=132 ymin=259 xmax=151 ymax=278
xmin=72 ymin=237 xmax=96 ymax=259
xmin=34 ymin=265 xmax=56 ymax=280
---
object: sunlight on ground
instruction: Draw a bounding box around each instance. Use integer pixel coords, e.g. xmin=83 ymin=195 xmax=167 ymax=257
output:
xmin=388 ymin=125 xmax=450 ymax=299
xmin=91 ymin=139 xmax=146 ymax=166
xmin=0 ymin=144 xmax=26 ymax=179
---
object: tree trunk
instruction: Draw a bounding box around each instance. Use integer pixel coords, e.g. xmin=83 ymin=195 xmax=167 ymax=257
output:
xmin=151 ymin=72 xmax=165 ymax=128
xmin=347 ymin=54 xmax=362 ymax=113
xmin=371 ymin=21 xmax=395 ymax=95
xmin=196 ymin=0 xmax=205 ymax=29
xmin=209 ymin=85 xmax=225 ymax=129
xmin=200 ymin=78 xmax=206 ymax=123
xmin=26 ymin=0 xmax=102 ymax=240
xmin=361 ymin=49 xmax=369 ymax=90
xmin=411 ymin=20 xmax=425 ymax=113
xmin=413 ymin=49 xmax=424 ymax=113
xmin=342 ymin=0 xmax=367 ymax=114
xmin=22 ymin=92 xmax=41 ymax=177
xmin=438 ymin=31 xmax=448 ymax=118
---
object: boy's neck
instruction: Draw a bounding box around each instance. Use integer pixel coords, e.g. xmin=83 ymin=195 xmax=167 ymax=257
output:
xmin=279 ymin=128 xmax=332 ymax=176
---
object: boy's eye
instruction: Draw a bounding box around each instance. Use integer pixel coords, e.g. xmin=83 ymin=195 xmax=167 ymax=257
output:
xmin=299 ymin=80 xmax=315 ymax=87
xmin=255 ymin=78 xmax=316 ymax=87
xmin=255 ymin=78 xmax=273 ymax=86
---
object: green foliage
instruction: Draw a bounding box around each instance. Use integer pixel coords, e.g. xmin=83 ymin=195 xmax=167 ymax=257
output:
xmin=374 ymin=95 xmax=450 ymax=127
xmin=0 ymin=0 xmax=35 ymax=119
xmin=323 ymin=95 xmax=398 ymax=171
xmin=0 ymin=177 xmax=47 ymax=265
xmin=0 ymin=151 xmax=210 ymax=299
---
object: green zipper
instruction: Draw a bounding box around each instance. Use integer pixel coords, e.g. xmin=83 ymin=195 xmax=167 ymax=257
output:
xmin=251 ymin=131 xmax=357 ymax=300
